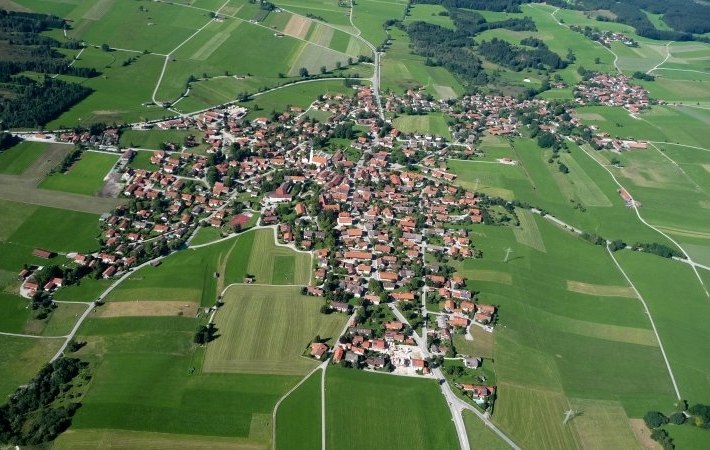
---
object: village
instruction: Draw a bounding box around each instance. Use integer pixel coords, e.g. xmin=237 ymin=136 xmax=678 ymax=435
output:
xmin=12 ymin=72 xmax=654 ymax=412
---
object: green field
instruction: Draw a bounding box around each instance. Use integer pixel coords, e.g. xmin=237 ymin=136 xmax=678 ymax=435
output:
xmin=325 ymin=367 xmax=459 ymax=450
xmin=60 ymin=314 xmax=299 ymax=447
xmin=463 ymin=411 xmax=510 ymax=449
xmin=446 ymin=218 xmax=678 ymax=448
xmin=275 ymin=370 xmax=322 ymax=450
xmin=203 ymin=285 xmax=346 ymax=375
xmin=48 ymin=48 xmax=168 ymax=127
xmin=0 ymin=141 xmax=50 ymax=175
xmin=107 ymin=228 xmax=310 ymax=304
xmin=350 ymin=0 xmax=407 ymax=46
xmin=119 ymin=129 xmax=206 ymax=152
xmin=39 ymin=151 xmax=118 ymax=196
xmin=393 ymin=113 xmax=452 ymax=139
xmin=0 ymin=335 xmax=63 ymax=400
xmin=3 ymin=202 xmax=100 ymax=257
xmin=239 ymin=79 xmax=353 ymax=120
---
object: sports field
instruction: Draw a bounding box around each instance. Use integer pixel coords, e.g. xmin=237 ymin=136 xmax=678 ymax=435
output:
xmin=275 ymin=370 xmax=322 ymax=450
xmin=203 ymin=285 xmax=346 ymax=375
xmin=39 ymin=151 xmax=118 ymax=196
xmin=325 ymin=367 xmax=459 ymax=450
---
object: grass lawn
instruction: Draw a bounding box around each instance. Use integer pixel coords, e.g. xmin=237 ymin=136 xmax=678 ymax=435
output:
xmin=325 ymin=367 xmax=459 ymax=450
xmin=54 ymin=278 xmax=112 ymax=302
xmin=393 ymin=112 xmax=451 ymax=139
xmin=203 ymin=285 xmax=347 ymax=375
xmin=39 ymin=151 xmax=118 ymax=196
xmin=0 ymin=141 xmax=50 ymax=175
xmin=275 ymin=370 xmax=321 ymax=450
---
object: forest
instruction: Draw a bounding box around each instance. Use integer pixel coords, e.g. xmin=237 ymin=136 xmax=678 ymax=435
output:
xmin=0 ymin=358 xmax=88 ymax=445
xmin=478 ymin=38 xmax=568 ymax=71
xmin=573 ymin=0 xmax=710 ymax=40
xmin=406 ymin=5 xmax=566 ymax=87
xmin=0 ymin=9 xmax=97 ymax=128
xmin=415 ymin=0 xmax=710 ymax=40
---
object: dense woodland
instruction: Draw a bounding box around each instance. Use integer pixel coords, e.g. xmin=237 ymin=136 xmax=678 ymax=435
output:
xmin=577 ymin=0 xmax=710 ymax=38
xmin=0 ymin=9 xmax=96 ymax=128
xmin=405 ymin=5 xmax=566 ymax=87
xmin=0 ymin=358 xmax=88 ymax=445
xmin=417 ymin=0 xmax=710 ymax=40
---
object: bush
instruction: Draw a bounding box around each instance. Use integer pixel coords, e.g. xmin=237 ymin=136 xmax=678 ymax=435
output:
xmin=669 ymin=412 xmax=686 ymax=425
xmin=644 ymin=410 xmax=669 ymax=428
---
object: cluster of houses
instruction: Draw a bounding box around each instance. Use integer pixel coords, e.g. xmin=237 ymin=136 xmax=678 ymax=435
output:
xmin=15 ymin=67 xmax=665 ymax=409
xmin=574 ymin=73 xmax=651 ymax=113
xmin=570 ymin=25 xmax=638 ymax=47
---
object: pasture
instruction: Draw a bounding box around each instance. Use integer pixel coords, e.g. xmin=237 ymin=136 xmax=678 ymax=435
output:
xmin=0 ymin=141 xmax=51 ymax=175
xmin=39 ymin=151 xmax=118 ymax=196
xmin=275 ymin=0 xmax=354 ymax=31
xmin=275 ymin=370 xmax=322 ymax=450
xmin=203 ymin=285 xmax=346 ymax=375
xmin=325 ymin=367 xmax=459 ymax=450
xmin=350 ymin=0 xmax=407 ymax=47
xmin=392 ymin=113 xmax=452 ymax=139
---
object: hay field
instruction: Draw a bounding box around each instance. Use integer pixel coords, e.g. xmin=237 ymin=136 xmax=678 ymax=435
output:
xmin=203 ymin=285 xmax=347 ymax=375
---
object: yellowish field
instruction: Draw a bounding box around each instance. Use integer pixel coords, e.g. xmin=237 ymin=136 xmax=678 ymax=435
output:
xmin=568 ymin=399 xmax=642 ymax=450
xmin=468 ymin=269 xmax=513 ymax=285
xmin=283 ymin=14 xmax=311 ymax=39
xmin=97 ymin=301 xmax=199 ymax=318
xmin=513 ymin=209 xmax=546 ymax=252
xmin=203 ymin=285 xmax=347 ymax=375
xmin=493 ymin=383 xmax=582 ymax=450
xmin=566 ymin=281 xmax=637 ymax=298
